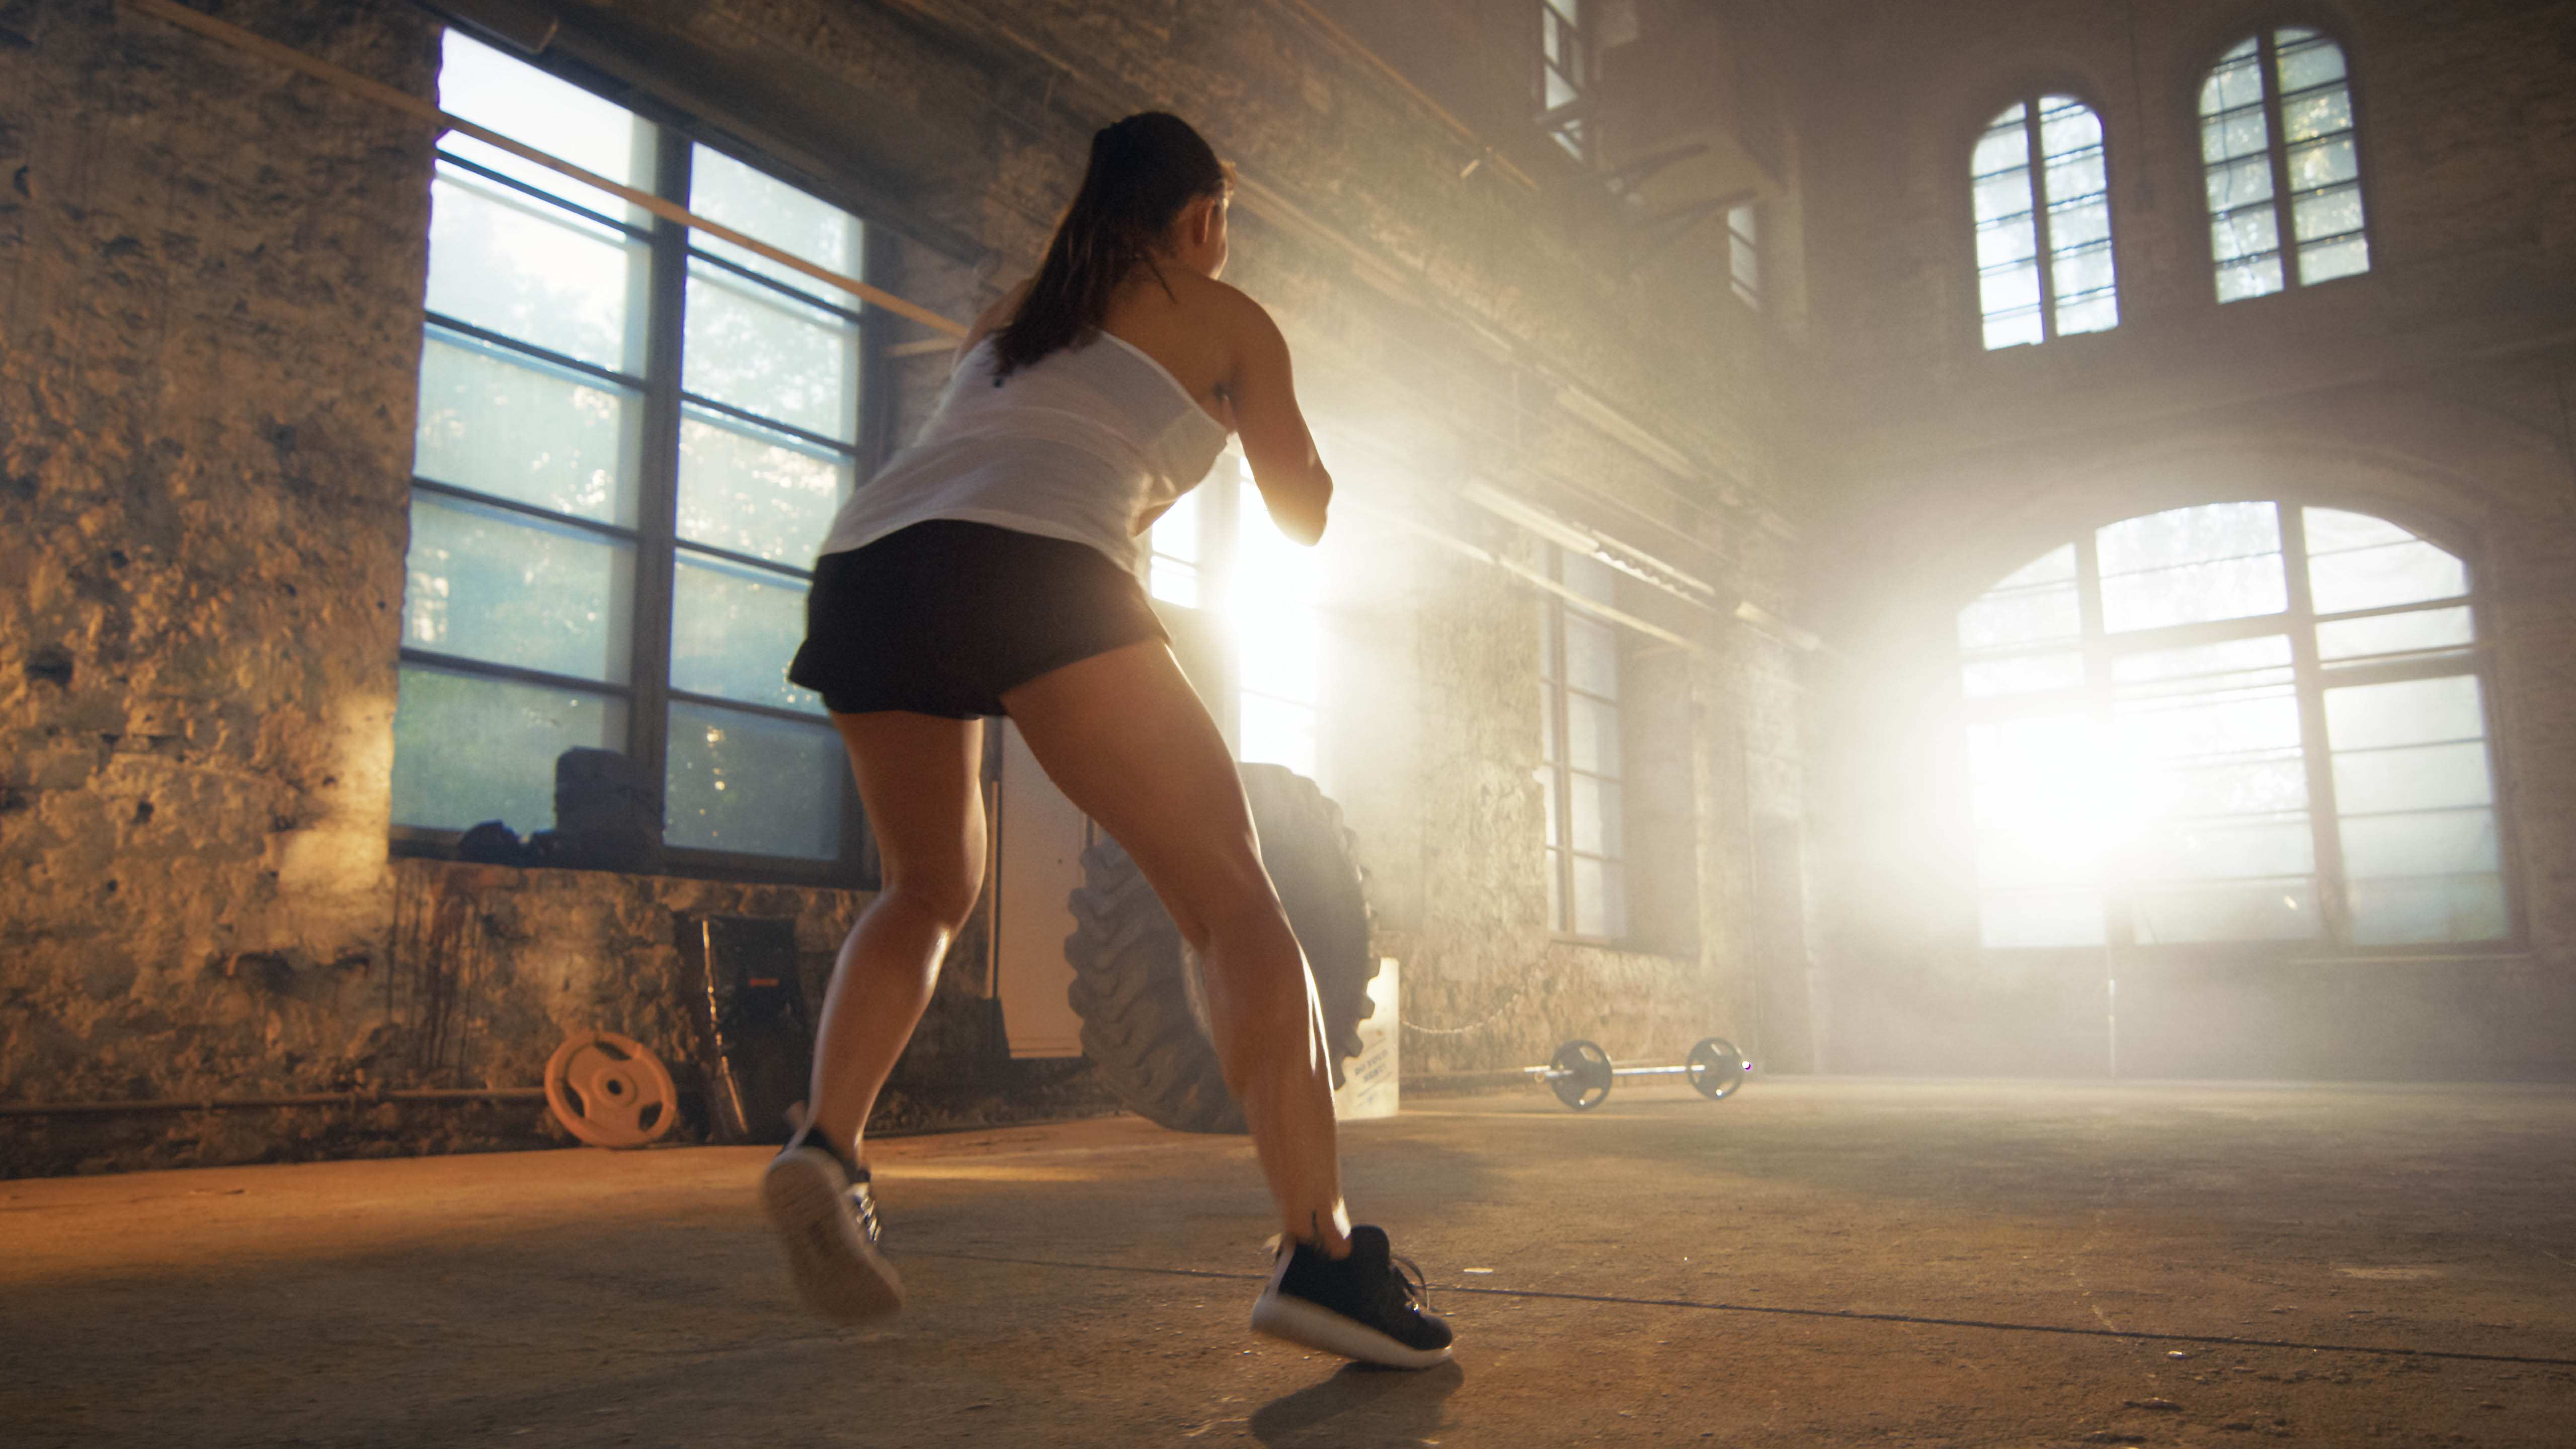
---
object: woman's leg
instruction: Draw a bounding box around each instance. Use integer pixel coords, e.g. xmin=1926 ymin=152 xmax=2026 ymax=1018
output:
xmin=1001 ymin=640 xmax=1351 ymax=1255
xmin=803 ymin=709 xmax=987 ymax=1165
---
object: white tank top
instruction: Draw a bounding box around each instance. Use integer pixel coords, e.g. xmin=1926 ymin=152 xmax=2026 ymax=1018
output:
xmin=813 ymin=331 xmax=1232 ymax=577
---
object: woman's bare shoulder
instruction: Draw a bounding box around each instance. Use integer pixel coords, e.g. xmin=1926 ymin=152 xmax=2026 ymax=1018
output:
xmin=1172 ymin=271 xmax=1280 ymax=343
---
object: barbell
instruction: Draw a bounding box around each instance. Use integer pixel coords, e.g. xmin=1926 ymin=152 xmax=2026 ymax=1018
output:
xmin=1524 ymin=1036 xmax=1750 ymax=1111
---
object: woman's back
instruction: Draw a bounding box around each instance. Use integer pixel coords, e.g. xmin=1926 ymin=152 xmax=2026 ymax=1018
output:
xmin=811 ymin=325 xmax=1231 ymax=576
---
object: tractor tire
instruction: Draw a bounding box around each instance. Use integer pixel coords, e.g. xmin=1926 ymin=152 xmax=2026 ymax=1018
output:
xmin=1064 ymin=764 xmax=1379 ymax=1134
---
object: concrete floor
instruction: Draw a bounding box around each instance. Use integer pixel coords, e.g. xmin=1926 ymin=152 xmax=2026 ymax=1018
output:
xmin=5 ymin=1080 xmax=2573 ymax=1448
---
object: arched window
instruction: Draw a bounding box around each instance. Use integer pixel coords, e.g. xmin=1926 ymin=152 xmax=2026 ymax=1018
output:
xmin=1958 ymin=503 xmax=2507 ymax=950
xmin=2199 ymin=27 xmax=2369 ymax=302
xmin=1972 ymin=95 xmax=2118 ymax=350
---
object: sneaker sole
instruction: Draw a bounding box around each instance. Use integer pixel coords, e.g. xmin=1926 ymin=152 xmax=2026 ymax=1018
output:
xmin=1250 ymin=1292 xmax=1453 ymax=1369
xmin=761 ymin=1152 xmax=903 ymax=1324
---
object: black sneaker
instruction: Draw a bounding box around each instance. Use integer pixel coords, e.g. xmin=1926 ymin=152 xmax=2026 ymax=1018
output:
xmin=1250 ymin=1225 xmax=1454 ymax=1368
xmin=761 ymin=1125 xmax=902 ymax=1323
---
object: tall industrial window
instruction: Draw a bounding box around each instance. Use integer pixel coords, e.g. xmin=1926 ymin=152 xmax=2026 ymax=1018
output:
xmin=1541 ymin=547 xmax=1626 ymax=938
xmin=1972 ymin=96 xmax=2118 ymax=350
xmin=1959 ymin=503 xmax=2508 ymax=950
xmin=1536 ymin=0 xmax=1591 ymax=160
xmin=2200 ymin=28 xmax=2368 ymax=302
xmin=1727 ymin=202 xmax=1760 ymax=310
xmin=395 ymin=31 xmax=862 ymax=867
xmin=1144 ymin=459 xmax=1325 ymax=780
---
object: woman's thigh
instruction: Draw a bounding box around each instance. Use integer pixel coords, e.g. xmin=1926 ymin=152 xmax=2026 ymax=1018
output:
xmin=829 ymin=709 xmax=986 ymax=916
xmin=998 ymin=640 xmax=1273 ymax=941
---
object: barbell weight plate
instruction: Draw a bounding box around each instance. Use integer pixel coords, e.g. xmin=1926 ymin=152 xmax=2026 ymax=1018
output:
xmin=544 ymin=1029 xmax=680 ymax=1149
xmin=1548 ymin=1038 xmax=1615 ymax=1111
xmin=1685 ymin=1036 xmax=1749 ymax=1100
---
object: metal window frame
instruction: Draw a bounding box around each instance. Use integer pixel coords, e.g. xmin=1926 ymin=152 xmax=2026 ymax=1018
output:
xmin=396 ymin=118 xmax=881 ymax=888
xmin=2202 ymin=27 xmax=2372 ymax=301
xmin=1962 ymin=500 xmax=2524 ymax=955
xmin=1975 ymin=95 xmax=2117 ymax=349
xmin=1541 ymin=543 xmax=1628 ymax=943
xmin=1535 ymin=0 xmax=1594 ymax=164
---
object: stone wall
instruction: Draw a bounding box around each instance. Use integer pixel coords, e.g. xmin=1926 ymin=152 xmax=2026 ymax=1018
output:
xmin=1793 ymin=0 xmax=2576 ymax=1078
xmin=1 ymin=0 xmax=439 ymax=1169
xmin=3 ymin=0 xmax=1805 ymax=1172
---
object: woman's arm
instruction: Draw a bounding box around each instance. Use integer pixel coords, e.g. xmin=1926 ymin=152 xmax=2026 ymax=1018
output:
xmin=1222 ymin=291 xmax=1332 ymax=546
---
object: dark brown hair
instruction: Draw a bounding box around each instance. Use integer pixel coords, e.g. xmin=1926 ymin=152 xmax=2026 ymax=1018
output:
xmin=991 ymin=112 xmax=1231 ymax=377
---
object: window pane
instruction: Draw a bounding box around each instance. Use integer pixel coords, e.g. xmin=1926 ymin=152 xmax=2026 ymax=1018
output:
xmin=1239 ymin=691 xmax=1319 ymax=778
xmin=437 ymin=32 xmax=651 ymax=223
xmin=2293 ymin=185 xmax=2366 ymax=243
xmin=1978 ymin=216 xmax=2038 ymax=270
xmin=2139 ymin=756 xmax=2310 ymax=820
xmin=2111 ymin=633 xmax=2293 ymax=686
xmin=689 ymin=144 xmax=863 ymax=298
xmin=415 ymin=332 xmax=641 ymax=526
xmin=2043 ymin=151 xmax=2105 ymax=204
xmin=2340 ymin=809 xmax=2498 ymax=877
xmin=670 ymin=553 xmax=820 ymax=713
xmin=1570 ymin=855 xmax=1624 ymax=939
xmin=1959 ymin=547 xmax=2079 ymax=651
xmin=1980 ymin=887 xmax=2105 ymax=947
xmin=2038 ymin=97 xmax=2100 ymax=154
xmin=2209 ymin=204 xmax=2281 ymax=265
xmin=2317 ymin=606 xmax=2473 ymax=662
xmin=1565 ymin=693 xmax=1621 ymax=776
xmin=2099 ymin=503 xmax=2286 ymax=631
xmin=2129 ymin=818 xmax=2314 ymax=882
xmin=405 ymin=494 xmax=633 ymax=684
xmin=2298 ymin=235 xmax=2371 ymax=285
xmin=1980 ymin=261 xmax=2041 ymax=315
xmin=392 ymin=665 xmax=625 ymax=832
xmin=1237 ymin=605 xmax=1320 ymax=704
xmin=2119 ymin=685 xmax=2305 ymax=760
xmin=676 ymin=414 xmax=849 ymax=563
xmin=1545 ymin=848 xmax=1566 ymax=931
xmin=1963 ymin=651 xmax=2084 ymax=699
xmin=2324 ymin=674 xmax=2487 ymax=752
xmin=1152 ymin=487 xmax=1202 ymax=565
xmin=2217 ymin=254 xmax=2285 ymax=302
xmin=2051 ymin=197 xmax=2113 ymax=250
xmin=1568 ymin=772 xmax=1622 ymax=858
xmin=2282 ymin=88 xmax=2354 ymax=144
xmin=2205 ymin=155 xmax=2275 ymax=214
xmin=1564 ymin=614 xmax=1619 ymax=699
xmin=2133 ymin=881 xmax=2321 ymax=942
xmin=1970 ymin=111 xmax=2026 ymax=175
xmin=1542 ymin=771 xmax=1562 ymax=849
xmin=2200 ymin=41 xmax=2264 ymax=116
xmin=426 ymin=172 xmax=647 ymax=372
xmin=2201 ymin=109 xmax=2274 ymax=167
xmin=2305 ymin=513 xmax=2465 ymax=613
xmin=2347 ymin=874 xmax=2508 ymax=945
xmin=683 ymin=266 xmax=861 ymax=442
xmin=2333 ymin=740 xmax=2494 ymax=815
xmin=664 ymin=703 xmax=844 ymax=859
xmin=1983 ymin=308 xmax=2045 ymax=351
xmin=1974 ymin=166 xmax=2036 ymax=226
xmin=2287 ymin=136 xmax=2360 ymax=191
xmin=1149 ymin=557 xmax=1200 ymax=608
xmin=2274 ymin=31 xmax=2349 ymax=93
xmin=1968 ymin=713 xmax=2103 ymax=884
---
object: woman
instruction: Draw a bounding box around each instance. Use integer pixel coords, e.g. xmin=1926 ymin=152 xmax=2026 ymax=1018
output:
xmin=761 ymin=112 xmax=1451 ymax=1370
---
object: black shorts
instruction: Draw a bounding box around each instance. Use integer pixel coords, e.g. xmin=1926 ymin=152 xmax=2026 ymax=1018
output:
xmin=786 ymin=520 xmax=1168 ymax=718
